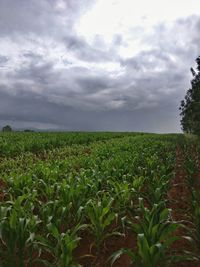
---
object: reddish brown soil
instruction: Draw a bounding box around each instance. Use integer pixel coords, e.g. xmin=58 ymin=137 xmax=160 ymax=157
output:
xmin=30 ymin=250 xmax=54 ymax=267
xmin=83 ymin=148 xmax=91 ymax=155
xmin=195 ymin=166 xmax=200 ymax=189
xmin=74 ymin=230 xmax=135 ymax=267
xmin=0 ymin=179 xmax=7 ymax=201
xmin=167 ymin=146 xmax=197 ymax=267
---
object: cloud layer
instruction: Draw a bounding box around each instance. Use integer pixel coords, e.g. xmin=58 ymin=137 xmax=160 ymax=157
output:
xmin=0 ymin=0 xmax=200 ymax=132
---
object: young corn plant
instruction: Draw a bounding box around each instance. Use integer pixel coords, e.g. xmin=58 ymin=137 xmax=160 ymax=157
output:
xmin=109 ymin=181 xmax=133 ymax=215
xmin=0 ymin=202 xmax=41 ymax=267
xmin=39 ymin=197 xmax=84 ymax=235
xmin=143 ymin=175 xmax=170 ymax=206
xmin=86 ymin=194 xmax=119 ymax=252
xmin=36 ymin=222 xmax=86 ymax=267
xmin=111 ymin=198 xmax=181 ymax=267
xmin=191 ymin=190 xmax=200 ymax=250
xmin=183 ymin=189 xmax=200 ymax=262
xmin=185 ymin=155 xmax=199 ymax=188
xmin=57 ymin=179 xmax=87 ymax=226
xmin=181 ymin=149 xmax=200 ymax=262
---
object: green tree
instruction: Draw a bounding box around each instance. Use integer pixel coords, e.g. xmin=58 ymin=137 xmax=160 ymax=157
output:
xmin=2 ymin=125 xmax=12 ymax=132
xmin=179 ymin=56 xmax=200 ymax=135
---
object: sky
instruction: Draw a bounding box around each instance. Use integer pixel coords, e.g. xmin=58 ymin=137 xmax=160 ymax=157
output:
xmin=0 ymin=0 xmax=200 ymax=132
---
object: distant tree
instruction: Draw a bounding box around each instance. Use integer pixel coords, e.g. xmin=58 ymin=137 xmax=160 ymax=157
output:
xmin=2 ymin=125 xmax=12 ymax=132
xmin=179 ymin=56 xmax=200 ymax=135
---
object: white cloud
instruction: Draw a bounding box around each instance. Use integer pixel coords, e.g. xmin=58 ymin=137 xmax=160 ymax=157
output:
xmin=77 ymin=0 xmax=200 ymax=57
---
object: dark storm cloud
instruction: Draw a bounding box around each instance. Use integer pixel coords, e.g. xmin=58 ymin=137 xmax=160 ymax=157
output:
xmin=0 ymin=87 xmax=178 ymax=132
xmin=0 ymin=0 xmax=94 ymax=37
xmin=0 ymin=55 xmax=8 ymax=67
xmin=64 ymin=35 xmax=119 ymax=62
xmin=0 ymin=55 xmax=8 ymax=63
xmin=0 ymin=0 xmax=59 ymax=36
xmin=22 ymin=52 xmax=44 ymax=62
xmin=76 ymin=76 xmax=112 ymax=93
xmin=121 ymin=49 xmax=174 ymax=71
xmin=0 ymin=0 xmax=200 ymax=132
xmin=14 ymin=62 xmax=54 ymax=86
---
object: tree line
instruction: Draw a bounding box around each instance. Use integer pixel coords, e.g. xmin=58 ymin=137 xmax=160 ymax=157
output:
xmin=180 ymin=56 xmax=200 ymax=136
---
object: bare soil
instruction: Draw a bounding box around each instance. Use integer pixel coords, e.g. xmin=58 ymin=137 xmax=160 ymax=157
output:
xmin=167 ymin=146 xmax=197 ymax=267
xmin=0 ymin=179 xmax=7 ymax=201
xmin=74 ymin=230 xmax=135 ymax=267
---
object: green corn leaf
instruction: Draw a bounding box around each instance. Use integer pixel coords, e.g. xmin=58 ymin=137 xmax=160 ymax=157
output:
xmin=160 ymin=208 xmax=169 ymax=221
xmin=109 ymin=248 xmax=136 ymax=267
xmin=138 ymin=233 xmax=150 ymax=263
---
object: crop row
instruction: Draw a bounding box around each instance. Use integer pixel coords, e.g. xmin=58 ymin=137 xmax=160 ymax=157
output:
xmin=0 ymin=132 xmax=142 ymax=157
xmin=181 ymin=138 xmax=200 ymax=262
xmin=0 ymin=134 xmax=188 ymax=266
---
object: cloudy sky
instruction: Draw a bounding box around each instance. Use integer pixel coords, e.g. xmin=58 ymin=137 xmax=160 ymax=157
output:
xmin=0 ymin=0 xmax=200 ymax=132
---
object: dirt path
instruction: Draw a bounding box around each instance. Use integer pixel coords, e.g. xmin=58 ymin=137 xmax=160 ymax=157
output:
xmin=167 ymin=146 xmax=196 ymax=267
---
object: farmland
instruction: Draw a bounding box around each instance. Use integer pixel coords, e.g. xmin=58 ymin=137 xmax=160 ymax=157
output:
xmin=0 ymin=132 xmax=200 ymax=267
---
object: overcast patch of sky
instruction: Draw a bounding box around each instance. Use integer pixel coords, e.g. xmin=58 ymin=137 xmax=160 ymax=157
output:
xmin=0 ymin=0 xmax=200 ymax=132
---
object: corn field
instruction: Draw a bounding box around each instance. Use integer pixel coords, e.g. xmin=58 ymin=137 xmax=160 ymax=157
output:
xmin=0 ymin=132 xmax=199 ymax=267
